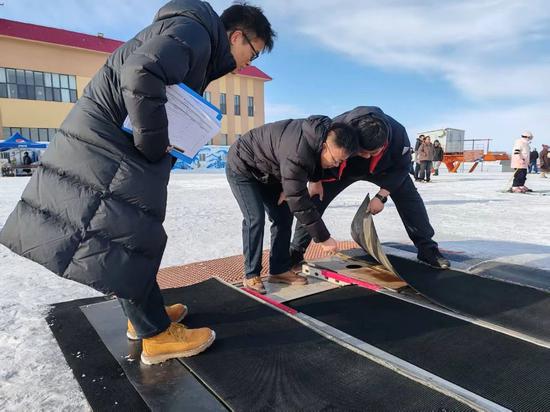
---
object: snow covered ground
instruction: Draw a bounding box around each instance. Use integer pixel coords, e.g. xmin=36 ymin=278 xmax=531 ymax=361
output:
xmin=1 ymin=168 xmax=549 ymax=410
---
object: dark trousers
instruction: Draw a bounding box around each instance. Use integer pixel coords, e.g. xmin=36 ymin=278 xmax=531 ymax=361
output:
xmin=118 ymin=281 xmax=170 ymax=339
xmin=226 ymin=165 xmax=293 ymax=278
xmin=513 ymin=168 xmax=528 ymax=187
xmin=419 ymin=161 xmax=432 ymax=181
xmin=414 ymin=162 xmax=421 ymax=179
xmin=528 ymin=161 xmax=538 ymax=173
xmin=290 ymin=175 xmax=437 ymax=262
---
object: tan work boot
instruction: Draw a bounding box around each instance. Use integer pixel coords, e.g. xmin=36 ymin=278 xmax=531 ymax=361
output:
xmin=127 ymin=303 xmax=188 ymax=340
xmin=243 ymin=276 xmax=266 ymax=294
xmin=141 ymin=323 xmax=215 ymax=365
xmin=268 ymin=270 xmax=308 ymax=285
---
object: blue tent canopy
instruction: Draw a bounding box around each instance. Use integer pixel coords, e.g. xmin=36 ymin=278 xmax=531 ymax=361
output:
xmin=0 ymin=133 xmax=48 ymax=151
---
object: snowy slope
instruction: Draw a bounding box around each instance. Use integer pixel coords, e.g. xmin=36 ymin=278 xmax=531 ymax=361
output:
xmin=1 ymin=170 xmax=549 ymax=409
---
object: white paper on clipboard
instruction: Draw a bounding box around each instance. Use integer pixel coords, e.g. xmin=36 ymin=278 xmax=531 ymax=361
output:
xmin=123 ymin=83 xmax=222 ymax=163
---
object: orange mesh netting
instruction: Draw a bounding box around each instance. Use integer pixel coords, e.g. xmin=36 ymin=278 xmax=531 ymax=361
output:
xmin=157 ymin=240 xmax=359 ymax=289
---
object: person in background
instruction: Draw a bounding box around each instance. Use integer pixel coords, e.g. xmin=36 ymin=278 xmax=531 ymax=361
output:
xmin=0 ymin=0 xmax=276 ymax=365
xmin=413 ymin=135 xmax=425 ymax=181
xmin=22 ymin=151 xmax=32 ymax=166
xmin=433 ymin=140 xmax=444 ymax=176
xmin=511 ymin=131 xmax=533 ymax=192
xmin=417 ymin=135 xmax=435 ymax=182
xmin=540 ymin=144 xmax=549 ymax=178
xmin=22 ymin=151 xmax=32 ymax=174
xmin=529 ymin=148 xmax=539 ymax=173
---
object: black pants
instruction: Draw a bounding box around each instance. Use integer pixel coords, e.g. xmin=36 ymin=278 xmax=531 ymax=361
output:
xmin=226 ymin=164 xmax=293 ymax=278
xmin=414 ymin=162 xmax=421 ymax=179
xmin=290 ymin=175 xmax=437 ymax=262
xmin=513 ymin=168 xmax=528 ymax=187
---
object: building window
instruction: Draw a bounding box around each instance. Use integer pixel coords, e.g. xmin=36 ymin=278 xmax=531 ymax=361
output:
xmin=248 ymin=96 xmax=254 ymax=116
xmin=3 ymin=126 xmax=58 ymax=142
xmin=30 ymin=128 xmax=39 ymax=141
xmin=203 ymin=91 xmax=211 ymax=102
xmin=220 ymin=93 xmax=227 ymax=114
xmin=38 ymin=128 xmax=48 ymax=141
xmin=234 ymin=95 xmax=241 ymax=116
xmin=220 ymin=134 xmax=228 ymax=145
xmin=48 ymin=128 xmax=58 ymax=141
xmin=0 ymin=67 xmax=77 ymax=103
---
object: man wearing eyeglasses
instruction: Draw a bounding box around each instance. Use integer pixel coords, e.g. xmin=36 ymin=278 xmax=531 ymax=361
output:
xmin=226 ymin=117 xmax=359 ymax=294
xmin=290 ymin=106 xmax=451 ymax=270
xmin=1 ymin=0 xmax=276 ymax=365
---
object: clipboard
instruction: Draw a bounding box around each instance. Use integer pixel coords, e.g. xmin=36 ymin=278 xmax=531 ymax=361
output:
xmin=123 ymin=83 xmax=223 ymax=163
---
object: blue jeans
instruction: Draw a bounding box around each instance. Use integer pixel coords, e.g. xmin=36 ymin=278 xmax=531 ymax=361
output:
xmin=226 ymin=164 xmax=293 ymax=278
xmin=529 ymin=161 xmax=538 ymax=173
xmin=118 ymin=281 xmax=170 ymax=338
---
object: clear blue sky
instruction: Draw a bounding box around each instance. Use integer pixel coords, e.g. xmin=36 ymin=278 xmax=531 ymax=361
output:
xmin=3 ymin=0 xmax=550 ymax=150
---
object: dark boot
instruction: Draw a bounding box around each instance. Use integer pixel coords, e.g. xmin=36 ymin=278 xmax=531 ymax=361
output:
xmin=418 ymin=248 xmax=450 ymax=269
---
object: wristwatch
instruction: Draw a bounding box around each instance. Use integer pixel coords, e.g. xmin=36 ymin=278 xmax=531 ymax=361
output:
xmin=374 ymin=193 xmax=388 ymax=204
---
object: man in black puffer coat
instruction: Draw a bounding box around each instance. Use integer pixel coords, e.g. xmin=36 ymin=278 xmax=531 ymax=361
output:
xmin=226 ymin=117 xmax=358 ymax=294
xmin=290 ymin=106 xmax=450 ymax=270
xmin=0 ymin=0 xmax=275 ymax=365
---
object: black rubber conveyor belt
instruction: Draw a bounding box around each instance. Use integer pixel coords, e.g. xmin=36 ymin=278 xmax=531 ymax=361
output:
xmin=289 ymin=285 xmax=550 ymax=411
xmin=162 ymin=279 xmax=471 ymax=411
xmin=387 ymin=254 xmax=550 ymax=342
xmin=52 ymin=279 xmax=472 ymax=411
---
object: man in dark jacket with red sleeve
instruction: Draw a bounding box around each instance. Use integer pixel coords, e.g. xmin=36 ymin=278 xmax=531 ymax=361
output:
xmin=290 ymin=106 xmax=450 ymax=269
xmin=0 ymin=0 xmax=275 ymax=364
xmin=227 ymin=117 xmax=358 ymax=294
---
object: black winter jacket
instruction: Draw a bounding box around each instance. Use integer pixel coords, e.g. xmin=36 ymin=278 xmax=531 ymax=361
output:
xmin=433 ymin=145 xmax=444 ymax=162
xmin=227 ymin=116 xmax=332 ymax=242
xmin=333 ymin=107 xmax=412 ymax=193
xmin=0 ymin=0 xmax=236 ymax=299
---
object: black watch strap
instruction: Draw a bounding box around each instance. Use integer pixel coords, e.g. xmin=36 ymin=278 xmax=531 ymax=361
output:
xmin=374 ymin=193 xmax=387 ymax=203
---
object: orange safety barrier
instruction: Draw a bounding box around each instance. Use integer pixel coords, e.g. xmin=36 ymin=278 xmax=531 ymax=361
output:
xmin=443 ymin=152 xmax=510 ymax=173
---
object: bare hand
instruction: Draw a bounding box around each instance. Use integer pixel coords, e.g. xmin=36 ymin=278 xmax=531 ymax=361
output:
xmin=367 ymin=197 xmax=385 ymax=215
xmin=318 ymin=237 xmax=339 ymax=254
xmin=308 ymin=181 xmax=324 ymax=200
xmin=277 ymin=192 xmax=287 ymax=205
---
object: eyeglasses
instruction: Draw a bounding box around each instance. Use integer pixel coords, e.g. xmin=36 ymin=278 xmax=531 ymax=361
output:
xmin=242 ymin=31 xmax=260 ymax=61
xmin=324 ymin=142 xmax=346 ymax=166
